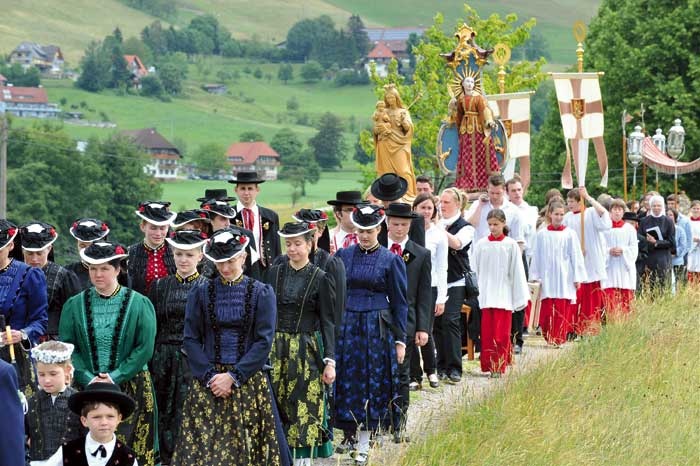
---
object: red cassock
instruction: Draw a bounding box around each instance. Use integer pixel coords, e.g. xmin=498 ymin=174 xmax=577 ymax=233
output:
xmin=480 ymin=308 xmax=513 ymax=373
xmin=539 ymin=298 xmax=572 ymax=345
xmin=602 ymin=288 xmax=634 ymax=316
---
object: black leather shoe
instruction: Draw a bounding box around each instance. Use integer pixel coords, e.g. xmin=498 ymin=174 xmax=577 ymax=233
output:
xmin=514 ymin=344 xmax=523 ymax=354
xmin=448 ymin=371 xmax=461 ymax=383
xmin=393 ymin=431 xmax=410 ymax=443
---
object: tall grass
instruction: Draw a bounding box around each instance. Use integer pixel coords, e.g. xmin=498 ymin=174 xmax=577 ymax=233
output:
xmin=387 ymin=287 xmax=700 ymax=466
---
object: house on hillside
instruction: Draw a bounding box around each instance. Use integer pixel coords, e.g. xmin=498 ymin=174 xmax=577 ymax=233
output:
xmin=9 ymin=42 xmax=64 ymax=76
xmin=124 ymin=55 xmax=148 ymax=83
xmin=225 ymin=141 xmax=280 ymax=180
xmin=203 ymin=84 xmax=227 ymax=95
xmin=121 ymin=128 xmax=182 ymax=180
xmin=363 ymin=27 xmax=425 ymax=76
xmin=365 ymin=42 xmax=396 ymax=77
xmin=0 ymin=86 xmax=61 ymax=118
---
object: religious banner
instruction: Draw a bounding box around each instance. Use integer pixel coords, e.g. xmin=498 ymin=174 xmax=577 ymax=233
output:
xmin=552 ymin=72 xmax=608 ymax=188
xmin=488 ymin=91 xmax=533 ymax=187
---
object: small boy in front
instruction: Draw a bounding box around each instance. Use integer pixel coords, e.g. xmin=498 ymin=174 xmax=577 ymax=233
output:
xmin=31 ymin=383 xmax=138 ymax=466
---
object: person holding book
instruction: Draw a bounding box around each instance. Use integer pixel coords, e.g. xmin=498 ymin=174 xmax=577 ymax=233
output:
xmin=639 ymin=195 xmax=676 ymax=291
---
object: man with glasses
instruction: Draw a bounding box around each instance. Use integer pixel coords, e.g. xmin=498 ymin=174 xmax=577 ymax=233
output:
xmin=327 ymin=191 xmax=367 ymax=254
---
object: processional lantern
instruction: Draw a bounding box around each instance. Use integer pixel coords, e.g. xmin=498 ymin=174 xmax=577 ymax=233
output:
xmin=627 ymin=125 xmax=644 ymax=197
xmin=652 ymin=128 xmax=666 ymax=153
xmin=667 ymin=118 xmax=685 ymax=196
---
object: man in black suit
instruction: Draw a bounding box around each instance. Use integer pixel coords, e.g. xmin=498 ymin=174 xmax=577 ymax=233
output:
xmin=229 ymin=171 xmax=281 ymax=270
xmin=371 ymin=173 xmax=425 ymax=247
xmin=0 ymin=360 xmax=25 ymax=465
xmin=383 ymin=203 xmax=432 ymax=443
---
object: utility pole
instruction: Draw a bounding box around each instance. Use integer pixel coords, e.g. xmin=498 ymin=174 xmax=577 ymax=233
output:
xmin=0 ymin=110 xmax=7 ymax=218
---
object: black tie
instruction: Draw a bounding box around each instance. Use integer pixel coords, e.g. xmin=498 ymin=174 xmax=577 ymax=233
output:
xmin=91 ymin=445 xmax=107 ymax=458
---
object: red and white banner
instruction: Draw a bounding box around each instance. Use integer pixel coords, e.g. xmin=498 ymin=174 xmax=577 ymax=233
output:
xmin=488 ymin=91 xmax=532 ymax=188
xmin=552 ymin=72 xmax=608 ymax=188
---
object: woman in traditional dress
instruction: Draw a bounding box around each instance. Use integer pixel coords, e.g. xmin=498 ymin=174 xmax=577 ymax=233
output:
xmin=66 ymin=218 xmax=111 ymax=290
xmin=374 ymin=84 xmax=417 ymax=199
xmin=453 ymin=76 xmax=499 ymax=192
xmin=173 ymin=227 xmax=290 ymax=466
xmin=0 ymin=219 xmax=48 ymax=395
xmin=58 ymin=242 xmax=159 ymax=465
xmin=334 ymin=205 xmax=408 ymax=465
xmin=20 ymin=222 xmax=81 ymax=340
xmin=265 ymin=222 xmax=336 ymax=465
xmin=148 ymin=230 xmax=208 ymax=465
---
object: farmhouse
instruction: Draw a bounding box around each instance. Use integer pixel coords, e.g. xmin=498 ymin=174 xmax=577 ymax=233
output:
xmin=121 ymin=128 xmax=182 ymax=180
xmin=225 ymin=141 xmax=280 ymax=180
xmin=363 ymin=27 xmax=425 ymax=76
xmin=9 ymin=42 xmax=64 ymax=75
xmin=0 ymin=86 xmax=61 ymax=118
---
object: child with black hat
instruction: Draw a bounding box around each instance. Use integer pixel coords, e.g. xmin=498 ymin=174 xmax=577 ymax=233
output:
xmin=30 ymin=382 xmax=139 ymax=465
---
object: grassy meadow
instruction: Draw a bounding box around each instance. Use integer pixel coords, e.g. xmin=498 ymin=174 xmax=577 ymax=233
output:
xmin=388 ymin=287 xmax=700 ymax=466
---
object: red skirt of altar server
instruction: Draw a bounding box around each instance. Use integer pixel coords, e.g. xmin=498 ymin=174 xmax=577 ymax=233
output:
xmin=480 ymin=308 xmax=513 ymax=373
xmin=602 ymin=288 xmax=634 ymax=317
xmin=454 ymin=133 xmax=500 ymax=192
xmin=688 ymin=272 xmax=700 ymax=283
xmin=539 ymin=299 xmax=572 ymax=345
xmin=573 ymin=281 xmax=603 ymax=335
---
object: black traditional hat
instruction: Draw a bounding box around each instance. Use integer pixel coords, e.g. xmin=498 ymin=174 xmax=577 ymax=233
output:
xmin=385 ymin=202 xmax=418 ymax=219
xmin=172 ymin=209 xmax=211 ymax=229
xmin=200 ymin=199 xmax=236 ymax=219
xmin=203 ymin=227 xmax=250 ymax=263
xmin=69 ymin=218 xmax=110 ymax=243
xmin=20 ymin=222 xmax=59 ymax=251
xmin=228 ymin=171 xmax=265 ymax=184
xmin=79 ymin=242 xmax=129 ymax=265
xmin=278 ymin=222 xmax=315 ymax=238
xmin=135 ymin=201 xmax=177 ymax=226
xmin=196 ymin=189 xmax=236 ymax=203
xmin=292 ymin=209 xmax=329 ymax=224
xmin=622 ymin=211 xmax=639 ymax=222
xmin=0 ymin=220 xmax=18 ymax=251
xmin=351 ymin=204 xmax=386 ymax=230
xmin=371 ymin=173 xmax=408 ymax=201
xmin=68 ymin=382 xmax=136 ymax=418
xmin=166 ymin=229 xmax=208 ymax=250
xmin=327 ymin=191 xmax=366 ymax=207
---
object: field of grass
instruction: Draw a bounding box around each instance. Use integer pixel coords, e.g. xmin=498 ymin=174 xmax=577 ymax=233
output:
xmin=390 ymin=287 xmax=700 ymax=466
xmin=161 ymin=169 xmax=363 ymax=221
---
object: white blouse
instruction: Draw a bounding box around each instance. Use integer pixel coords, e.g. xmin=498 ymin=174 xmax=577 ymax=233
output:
xmin=425 ymin=224 xmax=449 ymax=304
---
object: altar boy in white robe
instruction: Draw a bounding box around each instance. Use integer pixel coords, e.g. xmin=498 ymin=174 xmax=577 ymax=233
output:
xmin=601 ymin=199 xmax=638 ymax=317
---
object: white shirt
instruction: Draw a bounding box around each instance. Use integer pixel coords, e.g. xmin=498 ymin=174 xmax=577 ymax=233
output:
xmin=530 ymin=226 xmax=587 ymax=301
xmin=31 ymin=434 xmax=139 ymax=466
xmin=512 ymin=200 xmax=539 ymax=259
xmin=687 ymin=218 xmax=700 ymax=272
xmin=425 ymin=225 xmax=449 ymax=304
xmin=236 ymin=202 xmax=261 ymax=253
xmin=601 ymin=223 xmax=638 ymax=291
xmin=387 ymin=237 xmax=409 ymax=255
xmin=563 ymin=206 xmax=612 ymax=283
xmin=440 ymin=214 xmax=475 ymax=289
xmin=473 ymin=235 xmax=530 ymax=311
xmin=465 ymin=199 xmax=525 ymax=245
xmin=329 ymin=226 xmax=356 ymax=253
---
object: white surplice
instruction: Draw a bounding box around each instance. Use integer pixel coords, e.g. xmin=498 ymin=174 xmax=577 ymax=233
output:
xmin=473 ymin=235 xmax=530 ymax=312
xmin=687 ymin=219 xmax=700 ymax=273
xmin=563 ymin=206 xmax=612 ymax=283
xmin=601 ymin=223 xmax=638 ymax=290
xmin=530 ymin=227 xmax=587 ymax=302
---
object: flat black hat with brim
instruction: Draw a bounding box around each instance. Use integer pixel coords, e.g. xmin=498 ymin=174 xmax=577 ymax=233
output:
xmin=351 ymin=204 xmax=386 ymax=230
xmin=327 ymin=191 xmax=367 ymax=207
xmin=200 ymin=199 xmax=236 ymax=219
xmin=79 ymin=242 xmax=129 ymax=265
xmin=371 ymin=173 xmax=408 ymax=201
xmin=204 ymin=228 xmax=250 ymax=263
xmin=172 ymin=210 xmax=211 ymax=229
xmin=69 ymin=218 xmax=110 ymax=243
xmin=166 ymin=229 xmax=208 ymax=250
xmin=385 ymin=202 xmax=418 ymax=219
xmin=292 ymin=209 xmax=329 ymax=224
xmin=20 ymin=222 xmax=59 ymax=251
xmin=135 ymin=201 xmax=177 ymax=226
xmin=196 ymin=189 xmax=236 ymax=203
xmin=228 ymin=171 xmax=265 ymax=184
xmin=622 ymin=212 xmax=639 ymax=222
xmin=278 ymin=221 xmax=315 ymax=238
xmin=68 ymin=382 xmax=136 ymax=418
xmin=0 ymin=220 xmax=18 ymax=251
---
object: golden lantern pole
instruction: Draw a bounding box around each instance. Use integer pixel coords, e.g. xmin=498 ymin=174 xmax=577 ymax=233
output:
xmin=493 ymin=44 xmax=510 ymax=94
xmin=622 ymin=110 xmax=629 ymax=202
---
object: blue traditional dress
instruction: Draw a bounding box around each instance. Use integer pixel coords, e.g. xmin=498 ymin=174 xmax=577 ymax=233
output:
xmin=334 ymin=244 xmax=408 ymax=432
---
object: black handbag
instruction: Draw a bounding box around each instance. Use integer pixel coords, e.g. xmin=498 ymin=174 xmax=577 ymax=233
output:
xmin=464 ymin=270 xmax=479 ymax=299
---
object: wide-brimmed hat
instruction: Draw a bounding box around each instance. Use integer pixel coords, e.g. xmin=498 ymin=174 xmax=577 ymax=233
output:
xmin=327 ymin=191 xmax=366 ymax=207
xmin=371 ymin=174 xmax=408 ymax=201
xmin=385 ymin=202 xmax=418 ymax=219
xmin=171 ymin=210 xmax=211 ymax=229
xmin=203 ymin=228 xmax=249 ymax=263
xmin=622 ymin=212 xmax=639 ymax=222
xmin=68 ymin=382 xmax=136 ymax=418
xmin=20 ymin=222 xmax=59 ymax=251
xmin=200 ymin=199 xmax=236 ymax=219
xmin=292 ymin=209 xmax=329 ymax=224
xmin=351 ymin=205 xmax=386 ymax=230
xmin=79 ymin=242 xmax=129 ymax=265
xmin=0 ymin=220 xmax=19 ymax=251
xmin=166 ymin=229 xmax=208 ymax=250
xmin=278 ymin=222 xmax=315 ymax=238
xmin=228 ymin=171 xmax=265 ymax=184
xmin=69 ymin=218 xmax=110 ymax=243
xmin=135 ymin=201 xmax=177 ymax=226
xmin=196 ymin=189 xmax=236 ymax=203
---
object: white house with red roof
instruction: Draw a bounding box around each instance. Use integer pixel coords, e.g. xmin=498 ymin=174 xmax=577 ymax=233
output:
xmin=225 ymin=141 xmax=280 ymax=180
xmin=0 ymin=86 xmax=60 ymax=118
xmin=363 ymin=27 xmax=426 ymax=76
xmin=124 ymin=55 xmax=149 ymax=82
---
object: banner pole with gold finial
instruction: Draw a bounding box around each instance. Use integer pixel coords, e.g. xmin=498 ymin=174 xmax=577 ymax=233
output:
xmin=493 ymin=43 xmax=511 ymax=94
xmin=573 ymin=21 xmax=587 ymax=254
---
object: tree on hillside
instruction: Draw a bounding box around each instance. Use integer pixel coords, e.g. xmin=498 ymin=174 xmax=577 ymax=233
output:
xmin=286 ymin=16 xmax=337 ymax=62
xmin=110 ymin=45 xmax=131 ymax=89
xmin=0 ymin=64 xmax=40 ymax=87
xmin=123 ymin=36 xmax=154 ymax=65
xmin=279 ymin=148 xmax=320 ymax=197
xmin=278 ymin=63 xmax=293 ymax=84
xmin=157 ymin=62 xmax=183 ymax=95
xmin=191 ymin=143 xmax=227 ymax=178
xmin=309 ymin=113 xmax=346 ymax=169
xmin=347 ymin=15 xmax=371 ymax=64
xmin=300 ymin=61 xmax=323 ymax=83
xmin=76 ymin=41 xmax=111 ymax=92
xmin=141 ymin=21 xmax=169 ymax=55
xmin=270 ymin=128 xmax=303 ymax=161
xmin=239 ymin=131 xmax=264 ymax=142
xmin=140 ymin=75 xmax=164 ymax=97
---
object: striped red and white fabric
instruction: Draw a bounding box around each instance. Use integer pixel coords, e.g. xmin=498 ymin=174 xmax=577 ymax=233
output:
xmin=641 ymin=137 xmax=700 ymax=175
xmin=488 ymin=91 xmax=533 ymax=187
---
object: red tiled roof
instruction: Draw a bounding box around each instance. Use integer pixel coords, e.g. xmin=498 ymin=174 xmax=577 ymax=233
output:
xmin=368 ymin=42 xmax=395 ymax=59
xmin=226 ymin=141 xmax=280 ymax=165
xmin=124 ymin=55 xmax=147 ymax=75
xmin=0 ymin=86 xmax=48 ymax=104
xmin=0 ymin=74 xmax=6 ymax=83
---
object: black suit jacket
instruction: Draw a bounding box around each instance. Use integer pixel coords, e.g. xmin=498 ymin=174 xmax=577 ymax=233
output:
xmin=381 ymin=238 xmax=432 ymax=337
xmin=379 ymin=217 xmax=425 ymax=247
xmin=234 ymin=205 xmax=281 ymax=269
